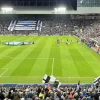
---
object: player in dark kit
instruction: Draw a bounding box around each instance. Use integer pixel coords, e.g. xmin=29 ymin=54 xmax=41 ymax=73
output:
xmin=57 ymin=39 xmax=60 ymax=46
xmin=66 ymin=39 xmax=69 ymax=44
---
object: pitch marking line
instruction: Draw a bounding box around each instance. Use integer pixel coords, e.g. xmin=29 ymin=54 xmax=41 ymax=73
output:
xmin=0 ymin=76 xmax=94 ymax=79
xmin=74 ymin=36 xmax=100 ymax=62
xmin=0 ymin=83 xmax=92 ymax=84
xmin=51 ymin=58 xmax=54 ymax=75
xmin=57 ymin=77 xmax=94 ymax=79
xmin=0 ymin=58 xmax=54 ymax=77
xmin=82 ymin=46 xmax=100 ymax=62
xmin=0 ymin=68 xmax=8 ymax=77
xmin=0 ymin=57 xmax=54 ymax=59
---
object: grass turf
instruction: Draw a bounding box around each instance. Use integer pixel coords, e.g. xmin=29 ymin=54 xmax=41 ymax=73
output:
xmin=0 ymin=36 xmax=100 ymax=84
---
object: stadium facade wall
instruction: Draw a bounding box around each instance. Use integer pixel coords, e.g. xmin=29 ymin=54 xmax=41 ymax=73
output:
xmin=0 ymin=7 xmax=100 ymax=14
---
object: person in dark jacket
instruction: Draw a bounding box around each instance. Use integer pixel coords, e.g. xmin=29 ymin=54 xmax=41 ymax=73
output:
xmin=0 ymin=92 xmax=5 ymax=100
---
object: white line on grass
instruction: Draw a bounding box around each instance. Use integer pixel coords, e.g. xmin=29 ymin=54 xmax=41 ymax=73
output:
xmin=1 ymin=76 xmax=43 ymax=77
xmin=82 ymin=46 xmax=100 ymax=62
xmin=0 ymin=58 xmax=55 ymax=77
xmin=51 ymin=58 xmax=54 ymax=75
xmin=57 ymin=77 xmax=94 ymax=78
xmin=0 ymin=76 xmax=94 ymax=79
xmin=0 ymin=68 xmax=8 ymax=77
xmin=1 ymin=56 xmax=14 ymax=59
xmin=0 ymin=82 xmax=92 ymax=84
xmin=0 ymin=57 xmax=54 ymax=59
xmin=74 ymin=36 xmax=100 ymax=62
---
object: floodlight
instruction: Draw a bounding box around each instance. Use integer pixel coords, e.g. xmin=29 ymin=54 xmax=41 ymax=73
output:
xmin=1 ymin=7 xmax=13 ymax=13
xmin=54 ymin=7 xmax=66 ymax=14
xmin=54 ymin=7 xmax=66 ymax=11
xmin=58 ymin=7 xmax=66 ymax=11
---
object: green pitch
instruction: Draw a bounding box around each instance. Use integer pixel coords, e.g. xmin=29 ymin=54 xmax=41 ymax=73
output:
xmin=0 ymin=36 xmax=100 ymax=84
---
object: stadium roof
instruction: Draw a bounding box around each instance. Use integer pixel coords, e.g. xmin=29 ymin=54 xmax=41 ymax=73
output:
xmin=0 ymin=0 xmax=72 ymax=6
xmin=77 ymin=0 xmax=100 ymax=7
xmin=1 ymin=0 xmax=100 ymax=7
xmin=0 ymin=0 xmax=100 ymax=14
xmin=0 ymin=0 xmax=77 ymax=10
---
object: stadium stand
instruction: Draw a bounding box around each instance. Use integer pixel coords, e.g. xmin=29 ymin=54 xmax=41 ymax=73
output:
xmin=0 ymin=14 xmax=100 ymax=36
xmin=0 ymin=0 xmax=100 ymax=100
xmin=0 ymin=84 xmax=100 ymax=100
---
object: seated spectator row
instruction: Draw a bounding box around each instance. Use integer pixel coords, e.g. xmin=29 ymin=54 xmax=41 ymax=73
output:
xmin=0 ymin=84 xmax=100 ymax=100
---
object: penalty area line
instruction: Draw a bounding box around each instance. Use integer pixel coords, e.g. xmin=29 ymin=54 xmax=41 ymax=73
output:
xmin=56 ymin=77 xmax=94 ymax=79
xmin=51 ymin=58 xmax=54 ymax=75
xmin=0 ymin=68 xmax=8 ymax=77
xmin=0 ymin=57 xmax=54 ymax=59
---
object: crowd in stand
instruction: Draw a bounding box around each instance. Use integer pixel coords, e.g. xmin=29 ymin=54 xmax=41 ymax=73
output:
xmin=0 ymin=14 xmax=100 ymax=49
xmin=0 ymin=15 xmax=100 ymax=38
xmin=0 ymin=85 xmax=100 ymax=100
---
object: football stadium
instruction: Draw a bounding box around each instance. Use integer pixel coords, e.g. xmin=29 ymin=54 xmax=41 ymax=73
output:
xmin=0 ymin=0 xmax=100 ymax=99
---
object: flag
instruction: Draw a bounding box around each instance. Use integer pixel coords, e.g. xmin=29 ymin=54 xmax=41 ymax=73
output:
xmin=42 ymin=74 xmax=56 ymax=84
xmin=42 ymin=74 xmax=50 ymax=84
xmin=53 ymin=80 xmax=61 ymax=88
xmin=14 ymin=21 xmax=37 ymax=30
xmin=76 ymin=80 xmax=80 ymax=91
xmin=92 ymin=76 xmax=100 ymax=86
xmin=50 ymin=75 xmax=56 ymax=82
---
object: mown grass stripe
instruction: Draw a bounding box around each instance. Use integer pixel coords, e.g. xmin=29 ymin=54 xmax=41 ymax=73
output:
xmin=0 ymin=37 xmax=30 ymax=59
xmin=46 ymin=36 xmax=62 ymax=77
xmin=0 ymin=37 xmax=36 ymax=68
xmin=29 ymin=37 xmax=53 ymax=76
xmin=60 ymin=37 xmax=80 ymax=77
xmin=68 ymin=43 xmax=96 ymax=77
xmin=2 ymin=37 xmax=41 ymax=76
xmin=0 ymin=36 xmax=24 ymax=54
xmin=11 ymin=37 xmax=48 ymax=76
xmin=77 ymin=44 xmax=100 ymax=76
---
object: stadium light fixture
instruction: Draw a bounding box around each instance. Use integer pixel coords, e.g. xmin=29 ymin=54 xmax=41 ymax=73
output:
xmin=1 ymin=6 xmax=13 ymax=13
xmin=54 ymin=7 xmax=66 ymax=14
xmin=54 ymin=7 xmax=66 ymax=12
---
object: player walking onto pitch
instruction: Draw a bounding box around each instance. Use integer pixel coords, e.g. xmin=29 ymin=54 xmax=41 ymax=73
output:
xmin=66 ymin=39 xmax=70 ymax=44
xmin=57 ymin=39 xmax=60 ymax=46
